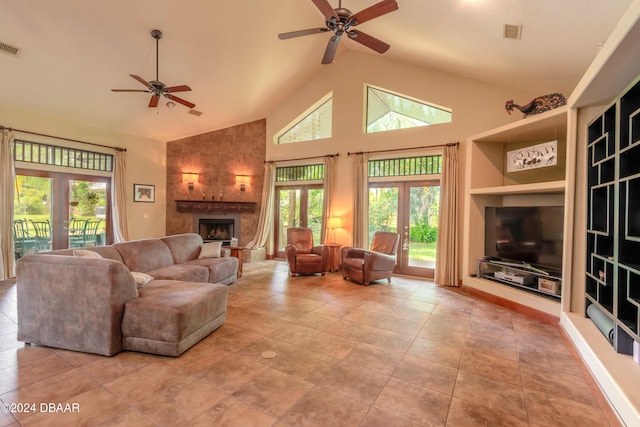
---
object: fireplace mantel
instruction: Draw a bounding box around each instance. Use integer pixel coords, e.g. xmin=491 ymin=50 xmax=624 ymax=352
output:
xmin=176 ymin=200 xmax=256 ymax=213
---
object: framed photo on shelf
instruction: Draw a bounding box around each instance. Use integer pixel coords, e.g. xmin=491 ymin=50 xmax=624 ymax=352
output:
xmin=506 ymin=140 xmax=557 ymax=173
xmin=134 ymin=184 xmax=155 ymax=203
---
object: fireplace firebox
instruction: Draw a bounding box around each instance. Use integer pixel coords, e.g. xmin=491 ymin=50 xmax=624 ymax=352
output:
xmin=199 ymin=219 xmax=234 ymax=244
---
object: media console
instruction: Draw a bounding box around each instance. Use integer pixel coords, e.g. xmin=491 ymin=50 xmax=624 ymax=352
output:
xmin=477 ymin=258 xmax=562 ymax=300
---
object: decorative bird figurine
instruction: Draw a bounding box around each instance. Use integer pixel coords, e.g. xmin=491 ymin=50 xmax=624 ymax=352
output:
xmin=505 ymin=93 xmax=567 ymax=117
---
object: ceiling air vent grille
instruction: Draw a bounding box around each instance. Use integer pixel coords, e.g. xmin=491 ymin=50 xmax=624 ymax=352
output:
xmin=0 ymin=40 xmax=20 ymax=56
xmin=503 ymin=24 xmax=522 ymax=40
xmin=188 ymin=109 xmax=203 ymax=116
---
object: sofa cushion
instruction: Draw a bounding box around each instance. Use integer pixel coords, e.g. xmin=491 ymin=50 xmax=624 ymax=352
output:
xmin=122 ymin=280 xmax=228 ymax=357
xmin=198 ymin=241 xmax=222 ymax=259
xmin=113 ymin=238 xmax=174 ymax=273
xmin=131 ymin=272 xmax=154 ymax=288
xmin=160 ymin=233 xmax=202 ymax=264
xmin=73 ymin=249 xmax=103 ymax=258
xmin=183 ymin=257 xmax=238 ymax=285
xmin=146 ymin=264 xmax=210 ymax=283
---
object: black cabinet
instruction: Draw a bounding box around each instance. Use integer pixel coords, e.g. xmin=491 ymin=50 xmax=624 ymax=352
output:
xmin=586 ymin=76 xmax=640 ymax=354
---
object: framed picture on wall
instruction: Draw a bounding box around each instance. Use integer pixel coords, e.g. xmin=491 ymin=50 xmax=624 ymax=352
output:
xmin=134 ymin=184 xmax=155 ymax=203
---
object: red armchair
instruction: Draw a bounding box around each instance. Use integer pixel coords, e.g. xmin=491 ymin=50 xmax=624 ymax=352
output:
xmin=341 ymin=231 xmax=399 ymax=285
xmin=285 ymin=227 xmax=329 ymax=276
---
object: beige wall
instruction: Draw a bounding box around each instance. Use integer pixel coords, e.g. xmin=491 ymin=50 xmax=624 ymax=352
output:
xmin=1 ymin=106 xmax=167 ymax=240
xmin=266 ymin=50 xmax=531 ymax=245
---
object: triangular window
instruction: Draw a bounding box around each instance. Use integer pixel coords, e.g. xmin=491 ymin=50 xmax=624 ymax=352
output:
xmin=276 ymin=93 xmax=332 ymax=144
xmin=366 ymin=85 xmax=452 ymax=133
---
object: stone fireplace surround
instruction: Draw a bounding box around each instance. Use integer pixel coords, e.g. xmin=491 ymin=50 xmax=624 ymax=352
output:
xmin=165 ymin=119 xmax=266 ymax=252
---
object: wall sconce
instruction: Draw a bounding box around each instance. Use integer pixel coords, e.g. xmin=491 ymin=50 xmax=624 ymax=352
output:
xmin=327 ymin=217 xmax=343 ymax=244
xmin=182 ymin=172 xmax=199 ymax=190
xmin=235 ymin=174 xmax=250 ymax=191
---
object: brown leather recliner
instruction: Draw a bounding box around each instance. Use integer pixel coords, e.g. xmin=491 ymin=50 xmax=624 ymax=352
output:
xmin=285 ymin=227 xmax=329 ymax=276
xmin=341 ymin=231 xmax=400 ymax=285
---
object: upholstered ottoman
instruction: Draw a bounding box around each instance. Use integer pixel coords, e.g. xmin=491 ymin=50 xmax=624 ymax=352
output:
xmin=121 ymin=280 xmax=228 ymax=357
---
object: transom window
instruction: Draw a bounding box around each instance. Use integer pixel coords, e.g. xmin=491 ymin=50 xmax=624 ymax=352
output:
xmin=366 ymin=85 xmax=452 ymax=134
xmin=275 ymin=164 xmax=324 ymax=182
xmin=368 ymin=155 xmax=442 ymax=177
xmin=275 ymin=93 xmax=332 ymax=144
xmin=13 ymin=139 xmax=113 ymax=172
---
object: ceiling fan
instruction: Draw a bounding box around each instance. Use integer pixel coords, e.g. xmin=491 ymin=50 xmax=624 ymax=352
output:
xmin=111 ymin=29 xmax=195 ymax=109
xmin=278 ymin=0 xmax=398 ymax=64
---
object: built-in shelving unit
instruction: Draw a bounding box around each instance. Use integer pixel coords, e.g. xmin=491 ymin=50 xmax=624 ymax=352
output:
xmin=585 ymin=77 xmax=640 ymax=356
xmin=462 ymin=106 xmax=568 ymax=316
xmin=561 ymin=2 xmax=640 ymax=425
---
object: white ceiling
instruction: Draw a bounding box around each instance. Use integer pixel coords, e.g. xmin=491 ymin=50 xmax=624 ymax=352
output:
xmin=0 ymin=0 xmax=633 ymax=142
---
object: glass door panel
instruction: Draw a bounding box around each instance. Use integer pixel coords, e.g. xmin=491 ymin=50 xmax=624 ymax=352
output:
xmin=14 ymin=175 xmax=53 ymax=256
xmin=368 ymin=181 xmax=440 ymax=279
xmin=407 ymin=184 xmax=440 ymax=271
xmin=276 ymin=188 xmax=301 ymax=254
xmin=368 ymin=186 xmax=399 ymax=239
xmin=68 ymin=180 xmax=108 ymax=247
xmin=274 ymin=185 xmax=324 ymax=258
xmin=307 ymin=188 xmax=324 ymax=245
xmin=15 ymin=170 xmax=112 ymax=252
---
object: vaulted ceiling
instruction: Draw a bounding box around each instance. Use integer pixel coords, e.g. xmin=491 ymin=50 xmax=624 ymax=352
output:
xmin=0 ymin=0 xmax=632 ymax=141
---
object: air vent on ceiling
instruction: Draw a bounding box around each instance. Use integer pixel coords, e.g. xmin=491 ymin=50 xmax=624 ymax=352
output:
xmin=0 ymin=40 xmax=20 ymax=56
xmin=188 ymin=109 xmax=203 ymax=116
xmin=503 ymin=24 xmax=522 ymax=40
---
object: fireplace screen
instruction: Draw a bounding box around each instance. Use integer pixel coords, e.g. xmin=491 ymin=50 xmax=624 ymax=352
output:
xmin=199 ymin=219 xmax=234 ymax=243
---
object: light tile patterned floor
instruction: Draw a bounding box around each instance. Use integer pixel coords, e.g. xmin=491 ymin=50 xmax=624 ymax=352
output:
xmin=0 ymin=260 xmax=621 ymax=426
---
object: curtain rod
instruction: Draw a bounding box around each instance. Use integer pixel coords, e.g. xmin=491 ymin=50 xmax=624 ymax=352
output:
xmin=348 ymin=142 xmax=458 ymax=156
xmin=265 ymin=152 xmax=339 ymax=164
xmin=0 ymin=125 xmax=127 ymax=152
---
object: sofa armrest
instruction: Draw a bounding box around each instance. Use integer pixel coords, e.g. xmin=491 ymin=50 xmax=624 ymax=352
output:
xmin=341 ymin=246 xmax=366 ymax=260
xmin=16 ymin=254 xmax=138 ymax=356
xmin=312 ymin=245 xmax=330 ymax=270
xmin=363 ymin=251 xmax=397 ymax=271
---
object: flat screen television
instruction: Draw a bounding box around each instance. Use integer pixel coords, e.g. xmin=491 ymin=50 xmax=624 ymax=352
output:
xmin=485 ymin=206 xmax=564 ymax=272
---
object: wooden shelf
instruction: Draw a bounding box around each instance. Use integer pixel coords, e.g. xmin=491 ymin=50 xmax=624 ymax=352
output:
xmin=175 ymin=200 xmax=256 ymax=213
xmin=470 ymin=180 xmax=566 ymax=195
xmin=471 ymin=106 xmax=567 ymax=144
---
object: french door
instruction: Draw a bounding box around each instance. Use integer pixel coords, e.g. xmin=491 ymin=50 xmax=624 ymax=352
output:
xmin=369 ymin=181 xmax=440 ymax=279
xmin=14 ymin=169 xmax=111 ymax=254
xmin=274 ymin=184 xmax=324 ymax=258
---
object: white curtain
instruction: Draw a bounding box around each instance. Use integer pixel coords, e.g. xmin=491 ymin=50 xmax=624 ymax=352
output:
xmin=111 ymin=150 xmax=129 ymax=242
xmin=435 ymin=144 xmax=460 ymax=286
xmin=246 ymin=162 xmax=276 ymax=255
xmin=352 ymin=153 xmax=369 ymax=248
xmin=321 ymin=156 xmax=336 ymax=244
xmin=0 ymin=130 xmax=16 ymax=279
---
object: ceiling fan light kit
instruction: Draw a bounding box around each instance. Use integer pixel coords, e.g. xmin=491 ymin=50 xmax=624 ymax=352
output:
xmin=111 ymin=29 xmax=196 ymax=109
xmin=278 ymin=0 xmax=398 ymax=64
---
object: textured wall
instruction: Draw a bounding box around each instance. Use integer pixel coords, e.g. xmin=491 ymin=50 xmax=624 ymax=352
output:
xmin=165 ymin=119 xmax=266 ymax=245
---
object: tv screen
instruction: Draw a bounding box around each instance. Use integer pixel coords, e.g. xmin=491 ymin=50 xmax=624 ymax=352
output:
xmin=485 ymin=206 xmax=564 ymax=271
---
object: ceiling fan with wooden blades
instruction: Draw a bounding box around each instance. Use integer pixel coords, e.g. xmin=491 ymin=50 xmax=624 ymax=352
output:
xmin=278 ymin=0 xmax=398 ymax=64
xmin=111 ymin=29 xmax=195 ymax=109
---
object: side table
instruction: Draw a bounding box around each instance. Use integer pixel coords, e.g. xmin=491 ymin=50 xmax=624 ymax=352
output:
xmin=325 ymin=243 xmax=342 ymax=272
xmin=228 ymin=246 xmax=244 ymax=278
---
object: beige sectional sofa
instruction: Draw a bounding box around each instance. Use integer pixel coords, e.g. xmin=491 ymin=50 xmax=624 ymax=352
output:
xmin=16 ymin=233 xmax=238 ymax=357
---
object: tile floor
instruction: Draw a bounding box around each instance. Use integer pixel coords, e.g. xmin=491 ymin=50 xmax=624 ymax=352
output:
xmin=0 ymin=260 xmax=621 ymax=426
